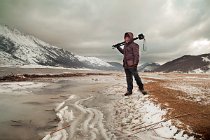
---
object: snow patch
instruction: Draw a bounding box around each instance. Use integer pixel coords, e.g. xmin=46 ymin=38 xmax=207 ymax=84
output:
xmin=0 ymin=64 xmax=93 ymax=71
xmin=42 ymin=95 xmax=77 ymax=140
xmin=202 ymin=56 xmax=210 ymax=62
xmin=165 ymin=83 xmax=210 ymax=104
xmin=190 ymin=68 xmax=204 ymax=74
xmin=135 ymin=96 xmax=194 ymax=139
xmin=17 ymin=64 xmax=92 ymax=70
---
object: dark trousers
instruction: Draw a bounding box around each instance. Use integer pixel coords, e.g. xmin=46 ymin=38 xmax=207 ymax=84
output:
xmin=124 ymin=67 xmax=144 ymax=92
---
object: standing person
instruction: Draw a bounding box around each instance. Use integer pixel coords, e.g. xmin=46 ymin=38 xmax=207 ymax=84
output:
xmin=116 ymin=32 xmax=147 ymax=96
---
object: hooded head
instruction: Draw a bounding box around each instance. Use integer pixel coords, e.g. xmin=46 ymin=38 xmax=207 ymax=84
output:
xmin=124 ymin=32 xmax=134 ymax=43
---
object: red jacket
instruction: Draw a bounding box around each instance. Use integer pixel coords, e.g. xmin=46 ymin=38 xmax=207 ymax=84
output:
xmin=117 ymin=32 xmax=140 ymax=68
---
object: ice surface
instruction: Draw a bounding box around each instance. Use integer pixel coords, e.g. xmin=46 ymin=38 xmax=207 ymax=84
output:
xmin=0 ymin=82 xmax=48 ymax=95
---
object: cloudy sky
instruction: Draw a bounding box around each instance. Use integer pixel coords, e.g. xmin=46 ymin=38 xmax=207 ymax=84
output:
xmin=0 ymin=0 xmax=210 ymax=64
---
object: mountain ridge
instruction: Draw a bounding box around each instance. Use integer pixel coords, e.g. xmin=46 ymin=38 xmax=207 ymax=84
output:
xmin=0 ymin=25 xmax=117 ymax=70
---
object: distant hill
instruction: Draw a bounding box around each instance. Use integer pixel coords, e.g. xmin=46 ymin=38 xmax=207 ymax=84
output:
xmin=154 ymin=54 xmax=210 ymax=73
xmin=138 ymin=63 xmax=160 ymax=72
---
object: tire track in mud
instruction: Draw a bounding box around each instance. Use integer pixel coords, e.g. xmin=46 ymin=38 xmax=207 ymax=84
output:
xmin=68 ymin=96 xmax=114 ymax=140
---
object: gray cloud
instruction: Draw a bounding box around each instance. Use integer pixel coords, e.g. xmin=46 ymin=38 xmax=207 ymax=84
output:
xmin=0 ymin=0 xmax=210 ymax=64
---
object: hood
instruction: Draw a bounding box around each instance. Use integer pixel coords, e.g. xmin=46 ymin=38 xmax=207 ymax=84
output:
xmin=124 ymin=32 xmax=134 ymax=43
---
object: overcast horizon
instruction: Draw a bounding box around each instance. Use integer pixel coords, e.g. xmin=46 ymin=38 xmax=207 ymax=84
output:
xmin=1 ymin=0 xmax=210 ymax=65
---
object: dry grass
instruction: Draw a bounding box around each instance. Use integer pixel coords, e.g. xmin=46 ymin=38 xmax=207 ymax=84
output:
xmin=144 ymin=73 xmax=210 ymax=140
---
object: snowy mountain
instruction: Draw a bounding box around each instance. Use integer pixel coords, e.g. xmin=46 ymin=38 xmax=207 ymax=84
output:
xmin=107 ymin=62 xmax=123 ymax=70
xmin=0 ymin=25 xmax=116 ymax=70
xmin=138 ymin=62 xmax=160 ymax=72
xmin=75 ymin=55 xmax=114 ymax=70
xmin=154 ymin=53 xmax=210 ymax=73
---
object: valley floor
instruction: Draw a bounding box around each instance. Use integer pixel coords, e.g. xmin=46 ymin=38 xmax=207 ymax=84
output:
xmin=0 ymin=67 xmax=209 ymax=140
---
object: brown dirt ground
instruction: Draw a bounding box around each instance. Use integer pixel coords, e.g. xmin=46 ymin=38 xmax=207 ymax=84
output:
xmin=144 ymin=73 xmax=210 ymax=140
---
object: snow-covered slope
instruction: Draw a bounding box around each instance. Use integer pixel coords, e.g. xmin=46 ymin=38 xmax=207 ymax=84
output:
xmin=138 ymin=62 xmax=160 ymax=72
xmin=75 ymin=55 xmax=114 ymax=69
xmin=0 ymin=25 xmax=82 ymax=67
xmin=0 ymin=25 xmax=115 ymax=70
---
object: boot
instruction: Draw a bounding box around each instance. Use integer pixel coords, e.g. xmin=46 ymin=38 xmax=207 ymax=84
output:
xmin=124 ymin=91 xmax=132 ymax=96
xmin=139 ymin=88 xmax=148 ymax=95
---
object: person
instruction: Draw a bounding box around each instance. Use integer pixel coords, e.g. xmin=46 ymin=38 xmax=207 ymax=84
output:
xmin=116 ymin=32 xmax=147 ymax=96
